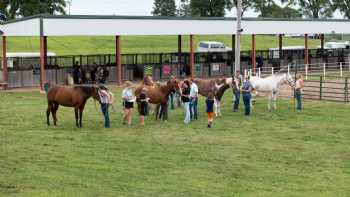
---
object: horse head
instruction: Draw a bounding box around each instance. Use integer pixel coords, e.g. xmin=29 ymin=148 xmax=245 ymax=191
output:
xmin=168 ymin=78 xmax=182 ymax=95
xmin=284 ymin=73 xmax=295 ymax=87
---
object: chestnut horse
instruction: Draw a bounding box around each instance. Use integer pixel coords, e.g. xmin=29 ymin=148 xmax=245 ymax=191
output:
xmin=134 ymin=79 xmax=181 ymax=120
xmin=193 ymin=78 xmax=231 ymax=116
xmin=46 ymin=85 xmax=101 ymax=128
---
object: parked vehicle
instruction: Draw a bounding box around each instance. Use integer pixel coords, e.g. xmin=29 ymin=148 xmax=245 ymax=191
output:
xmin=197 ymin=41 xmax=232 ymax=52
xmin=0 ymin=12 xmax=7 ymax=22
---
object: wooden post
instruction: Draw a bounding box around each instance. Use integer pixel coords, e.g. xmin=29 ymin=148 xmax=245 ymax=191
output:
xmin=116 ymin=35 xmax=122 ymax=86
xmin=320 ymin=76 xmax=323 ymax=100
xmin=279 ymin=34 xmax=283 ymax=59
xmin=304 ymin=34 xmax=309 ymax=65
xmin=43 ymin=36 xmax=47 ymax=67
xmin=232 ymin=34 xmax=235 ymax=75
xmin=40 ymin=36 xmax=46 ymax=90
xmin=178 ymin=35 xmax=182 ymax=66
xmin=251 ymin=34 xmax=256 ymax=75
xmin=189 ymin=34 xmax=194 ymax=78
xmin=2 ymin=36 xmax=8 ymax=87
xmin=320 ymin=34 xmax=325 ymax=50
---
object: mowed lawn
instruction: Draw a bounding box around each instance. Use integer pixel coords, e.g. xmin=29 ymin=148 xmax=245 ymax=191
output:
xmin=5 ymin=35 xmax=321 ymax=55
xmin=0 ymin=88 xmax=350 ymax=197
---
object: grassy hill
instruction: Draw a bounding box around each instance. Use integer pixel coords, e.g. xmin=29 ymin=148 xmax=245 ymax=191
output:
xmin=5 ymin=35 xmax=321 ymax=56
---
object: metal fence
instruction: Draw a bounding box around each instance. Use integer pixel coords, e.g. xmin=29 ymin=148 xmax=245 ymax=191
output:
xmin=303 ymin=76 xmax=350 ymax=102
xmin=1 ymin=48 xmax=350 ymax=88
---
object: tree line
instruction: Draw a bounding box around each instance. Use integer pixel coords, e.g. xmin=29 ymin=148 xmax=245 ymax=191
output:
xmin=0 ymin=0 xmax=66 ymax=19
xmin=152 ymin=0 xmax=350 ymax=19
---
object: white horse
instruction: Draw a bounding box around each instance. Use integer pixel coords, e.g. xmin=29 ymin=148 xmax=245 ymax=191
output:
xmin=250 ymin=73 xmax=294 ymax=110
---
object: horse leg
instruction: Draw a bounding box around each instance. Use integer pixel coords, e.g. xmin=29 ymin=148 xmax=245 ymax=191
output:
xmin=52 ymin=103 xmax=59 ymax=126
xmin=162 ymin=104 xmax=168 ymax=121
xmin=273 ymin=92 xmax=277 ymax=110
xmin=217 ymin=100 xmax=222 ymax=117
xmin=79 ymin=105 xmax=85 ymax=128
xmin=74 ymin=107 xmax=79 ymax=127
xmin=268 ymin=95 xmax=272 ymax=111
xmin=46 ymin=103 xmax=52 ymax=126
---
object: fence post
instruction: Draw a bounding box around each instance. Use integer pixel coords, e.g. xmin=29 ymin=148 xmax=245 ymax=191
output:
xmin=271 ymin=67 xmax=274 ymax=75
xmin=287 ymin=65 xmax=290 ymax=76
xmin=244 ymin=69 xmax=247 ymax=78
xmin=305 ymin=64 xmax=308 ymax=80
xmin=345 ymin=77 xmax=348 ymax=102
xmin=249 ymin=69 xmax=252 ymax=77
xmin=319 ymin=76 xmax=323 ymax=100
xmin=258 ymin=68 xmax=261 ymax=77
xmin=323 ymin=63 xmax=326 ymax=78
xmin=340 ymin=62 xmax=343 ymax=77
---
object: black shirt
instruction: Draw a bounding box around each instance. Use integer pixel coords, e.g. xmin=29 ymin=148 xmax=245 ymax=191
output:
xmin=140 ymin=93 xmax=147 ymax=109
xmin=181 ymin=88 xmax=190 ymax=102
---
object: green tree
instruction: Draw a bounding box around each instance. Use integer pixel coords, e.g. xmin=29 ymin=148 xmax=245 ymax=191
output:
xmin=0 ymin=0 xmax=66 ymax=19
xmin=152 ymin=0 xmax=177 ymax=16
xmin=295 ymin=0 xmax=335 ymax=18
xmin=190 ymin=0 xmax=232 ymax=17
xmin=256 ymin=1 xmax=301 ymax=18
xmin=334 ymin=0 xmax=350 ymax=19
xmin=178 ymin=0 xmax=191 ymax=16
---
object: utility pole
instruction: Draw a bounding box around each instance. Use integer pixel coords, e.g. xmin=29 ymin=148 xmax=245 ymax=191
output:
xmin=66 ymin=0 xmax=72 ymax=15
xmin=235 ymin=0 xmax=242 ymax=73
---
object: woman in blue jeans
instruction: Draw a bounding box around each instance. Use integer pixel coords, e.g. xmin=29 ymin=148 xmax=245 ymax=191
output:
xmin=242 ymin=76 xmax=253 ymax=116
xmin=181 ymin=80 xmax=191 ymax=124
xmin=98 ymin=86 xmax=112 ymax=128
xmin=295 ymin=74 xmax=304 ymax=111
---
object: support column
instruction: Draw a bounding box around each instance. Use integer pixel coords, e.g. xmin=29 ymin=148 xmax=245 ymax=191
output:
xmin=178 ymin=35 xmax=182 ymax=66
xmin=279 ymin=34 xmax=283 ymax=59
xmin=251 ymin=34 xmax=256 ymax=74
xmin=43 ymin=36 xmax=47 ymax=67
xmin=40 ymin=36 xmax=46 ymax=90
xmin=304 ymin=34 xmax=309 ymax=65
xmin=232 ymin=34 xmax=236 ymax=75
xmin=116 ymin=35 xmax=122 ymax=86
xmin=2 ymin=36 xmax=8 ymax=86
xmin=189 ymin=34 xmax=194 ymax=78
xmin=320 ymin=34 xmax=325 ymax=50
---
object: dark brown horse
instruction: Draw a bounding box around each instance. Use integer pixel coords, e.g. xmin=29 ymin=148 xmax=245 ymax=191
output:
xmin=134 ymin=78 xmax=181 ymax=120
xmin=193 ymin=78 xmax=231 ymax=116
xmin=46 ymin=85 xmax=101 ymax=127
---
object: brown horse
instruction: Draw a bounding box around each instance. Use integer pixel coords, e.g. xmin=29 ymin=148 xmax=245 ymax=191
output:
xmin=46 ymin=85 xmax=101 ymax=128
xmin=193 ymin=78 xmax=231 ymax=116
xmin=134 ymin=78 xmax=181 ymax=120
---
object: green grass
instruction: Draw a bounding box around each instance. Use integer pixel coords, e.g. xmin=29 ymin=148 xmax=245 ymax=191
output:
xmin=1 ymin=88 xmax=349 ymax=196
xmin=4 ymin=35 xmax=321 ymax=55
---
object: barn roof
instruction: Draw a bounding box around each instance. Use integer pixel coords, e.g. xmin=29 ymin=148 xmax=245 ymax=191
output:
xmin=1 ymin=14 xmax=350 ymax=36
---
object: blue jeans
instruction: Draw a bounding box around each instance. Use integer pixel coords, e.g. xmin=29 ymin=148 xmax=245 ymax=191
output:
xmin=233 ymin=90 xmax=240 ymax=111
xmin=243 ymin=93 xmax=251 ymax=116
xmin=101 ymin=103 xmax=110 ymax=128
xmin=183 ymin=102 xmax=191 ymax=124
xmin=295 ymin=90 xmax=302 ymax=110
xmin=189 ymin=97 xmax=198 ymax=120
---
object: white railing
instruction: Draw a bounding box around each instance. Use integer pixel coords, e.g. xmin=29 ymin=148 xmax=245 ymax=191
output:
xmin=244 ymin=61 xmax=350 ymax=79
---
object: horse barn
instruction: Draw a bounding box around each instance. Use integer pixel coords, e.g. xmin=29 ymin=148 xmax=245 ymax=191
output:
xmin=1 ymin=14 xmax=350 ymax=89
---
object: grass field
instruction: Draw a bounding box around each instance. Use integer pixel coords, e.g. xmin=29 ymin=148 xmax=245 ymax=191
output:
xmin=1 ymin=88 xmax=350 ymax=196
xmin=4 ymin=35 xmax=321 ymax=55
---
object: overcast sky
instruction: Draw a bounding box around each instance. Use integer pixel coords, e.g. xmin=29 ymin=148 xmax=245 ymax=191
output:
xmin=69 ymin=0 xmax=341 ymax=18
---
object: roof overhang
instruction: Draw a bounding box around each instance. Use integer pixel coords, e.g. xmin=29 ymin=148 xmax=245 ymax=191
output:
xmin=1 ymin=14 xmax=350 ymax=36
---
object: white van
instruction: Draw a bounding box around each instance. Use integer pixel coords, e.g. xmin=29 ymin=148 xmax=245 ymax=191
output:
xmin=197 ymin=41 xmax=232 ymax=52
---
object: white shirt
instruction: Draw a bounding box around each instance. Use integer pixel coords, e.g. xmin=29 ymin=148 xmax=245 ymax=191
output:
xmin=99 ymin=90 xmax=109 ymax=104
xmin=190 ymin=83 xmax=199 ymax=98
xmin=122 ymin=88 xmax=135 ymax=102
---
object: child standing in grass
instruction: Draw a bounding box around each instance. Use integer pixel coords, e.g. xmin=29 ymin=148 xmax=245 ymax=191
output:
xmin=206 ymin=94 xmax=215 ymax=128
xmin=139 ymin=87 xmax=149 ymax=125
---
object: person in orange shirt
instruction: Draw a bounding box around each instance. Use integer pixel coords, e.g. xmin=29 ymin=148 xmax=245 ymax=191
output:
xmin=206 ymin=94 xmax=215 ymax=128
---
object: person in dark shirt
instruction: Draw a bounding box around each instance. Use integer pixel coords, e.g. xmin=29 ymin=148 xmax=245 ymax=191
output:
xmin=206 ymin=94 xmax=215 ymax=128
xmin=181 ymin=80 xmax=191 ymax=124
xmin=139 ymin=88 xmax=149 ymax=125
